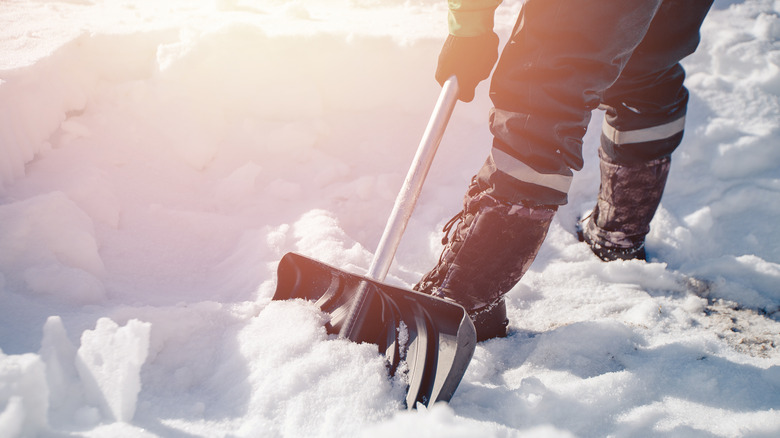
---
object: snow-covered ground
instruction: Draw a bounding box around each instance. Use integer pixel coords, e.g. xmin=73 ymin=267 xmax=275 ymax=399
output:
xmin=1 ymin=0 xmax=778 ymax=436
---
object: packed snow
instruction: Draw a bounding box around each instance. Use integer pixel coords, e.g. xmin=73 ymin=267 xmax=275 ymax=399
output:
xmin=1 ymin=0 xmax=779 ymax=437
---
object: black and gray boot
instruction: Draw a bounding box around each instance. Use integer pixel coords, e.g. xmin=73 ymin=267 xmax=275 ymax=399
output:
xmin=579 ymin=149 xmax=671 ymax=261
xmin=415 ymin=178 xmax=557 ymax=341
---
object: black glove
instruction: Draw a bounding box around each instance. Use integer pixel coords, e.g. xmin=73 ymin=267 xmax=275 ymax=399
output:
xmin=435 ymin=32 xmax=500 ymax=102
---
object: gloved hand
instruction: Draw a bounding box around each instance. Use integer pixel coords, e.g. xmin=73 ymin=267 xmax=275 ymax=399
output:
xmin=435 ymin=32 xmax=500 ymax=102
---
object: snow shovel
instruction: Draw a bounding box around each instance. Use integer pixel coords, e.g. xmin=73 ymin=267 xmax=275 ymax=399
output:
xmin=273 ymin=77 xmax=476 ymax=408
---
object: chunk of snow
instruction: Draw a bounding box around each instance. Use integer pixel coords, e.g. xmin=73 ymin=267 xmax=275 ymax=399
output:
xmin=75 ymin=318 xmax=151 ymax=423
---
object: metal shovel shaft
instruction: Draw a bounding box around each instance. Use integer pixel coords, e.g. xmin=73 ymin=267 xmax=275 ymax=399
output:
xmin=368 ymin=77 xmax=460 ymax=281
xmin=338 ymin=77 xmax=459 ymax=340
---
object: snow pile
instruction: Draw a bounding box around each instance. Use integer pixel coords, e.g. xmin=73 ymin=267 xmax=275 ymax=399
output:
xmin=75 ymin=318 xmax=151 ymax=423
xmin=0 ymin=0 xmax=778 ymax=437
xmin=0 ymin=193 xmax=106 ymax=303
xmin=234 ymin=300 xmax=402 ymax=436
xmin=0 ymin=352 xmax=48 ymax=437
xmin=1 ymin=316 xmax=151 ymax=436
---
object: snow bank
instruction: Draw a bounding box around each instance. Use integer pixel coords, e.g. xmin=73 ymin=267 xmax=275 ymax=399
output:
xmin=0 ymin=0 xmax=778 ymax=437
xmin=0 ymin=192 xmax=105 ymax=303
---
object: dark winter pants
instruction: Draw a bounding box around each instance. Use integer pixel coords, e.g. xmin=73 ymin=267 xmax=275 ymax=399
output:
xmin=478 ymin=0 xmax=714 ymax=206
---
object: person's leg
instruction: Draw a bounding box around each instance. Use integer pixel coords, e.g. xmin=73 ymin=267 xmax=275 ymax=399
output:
xmin=582 ymin=0 xmax=714 ymax=261
xmin=415 ymin=177 xmax=557 ymax=341
xmin=416 ymin=0 xmax=664 ymax=340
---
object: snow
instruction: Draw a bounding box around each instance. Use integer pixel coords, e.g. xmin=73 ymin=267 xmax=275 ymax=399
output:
xmin=0 ymin=0 xmax=778 ymax=436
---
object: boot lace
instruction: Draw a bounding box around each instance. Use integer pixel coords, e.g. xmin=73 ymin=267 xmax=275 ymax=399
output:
xmin=441 ymin=210 xmax=464 ymax=245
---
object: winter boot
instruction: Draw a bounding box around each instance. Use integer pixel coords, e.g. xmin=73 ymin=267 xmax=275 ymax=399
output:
xmin=579 ymin=149 xmax=671 ymax=261
xmin=414 ymin=178 xmax=557 ymax=341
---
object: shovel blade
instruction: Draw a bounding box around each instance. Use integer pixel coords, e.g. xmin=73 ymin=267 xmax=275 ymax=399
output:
xmin=273 ymin=252 xmax=476 ymax=408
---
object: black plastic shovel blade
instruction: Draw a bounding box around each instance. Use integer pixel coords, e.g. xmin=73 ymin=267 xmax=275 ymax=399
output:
xmin=273 ymin=252 xmax=476 ymax=408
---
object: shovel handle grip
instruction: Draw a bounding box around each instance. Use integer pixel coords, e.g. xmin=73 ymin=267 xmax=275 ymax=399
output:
xmin=339 ymin=77 xmax=459 ymax=340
